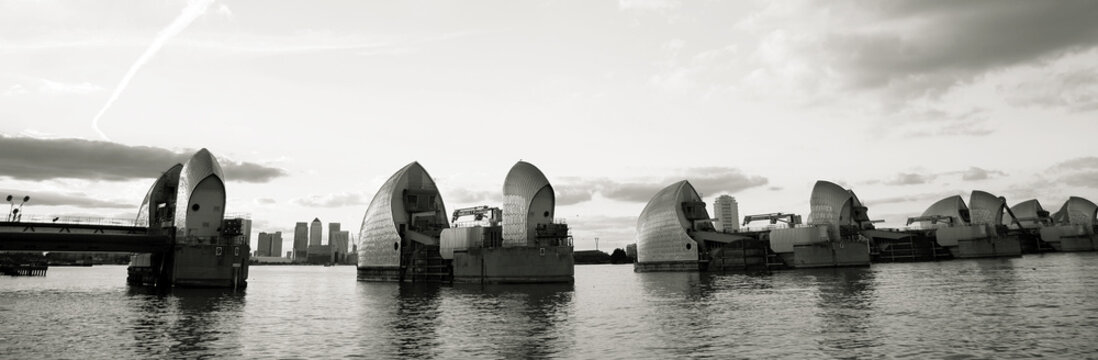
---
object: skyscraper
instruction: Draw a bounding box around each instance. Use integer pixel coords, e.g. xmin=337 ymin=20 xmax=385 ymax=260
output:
xmin=328 ymin=222 xmax=341 ymax=245
xmin=713 ymin=195 xmax=739 ymax=232
xmin=293 ymin=222 xmax=308 ymax=261
xmin=310 ymin=218 xmax=322 ymax=246
xmin=257 ymin=232 xmax=272 ymax=257
xmin=257 ymin=231 xmax=283 ymax=257
xmin=330 ymin=230 xmax=350 ymax=263
xmin=269 ymin=231 xmax=282 ymax=258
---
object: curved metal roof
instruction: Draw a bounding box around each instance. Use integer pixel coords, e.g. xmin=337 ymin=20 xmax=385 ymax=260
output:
xmin=173 ymin=149 xmax=225 ymax=236
xmin=1053 ymin=196 xmax=1098 ymax=227
xmin=357 ymin=162 xmax=448 ymax=268
xmin=502 ymin=161 xmax=555 ymax=247
xmin=807 ymin=180 xmax=865 ymax=226
xmin=135 ymin=164 xmax=182 ymax=227
xmin=1007 ymin=199 xmax=1046 ymax=228
xmin=921 ymin=195 xmax=969 ymax=227
xmin=968 ymin=190 xmax=1005 ymax=225
xmin=635 ymin=180 xmax=701 ymax=263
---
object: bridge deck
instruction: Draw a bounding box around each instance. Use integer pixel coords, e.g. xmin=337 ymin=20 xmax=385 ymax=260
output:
xmin=0 ymin=222 xmax=169 ymax=253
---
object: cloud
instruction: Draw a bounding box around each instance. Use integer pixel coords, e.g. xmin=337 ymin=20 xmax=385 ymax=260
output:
xmin=884 ymin=172 xmax=936 ymax=186
xmin=866 ymin=191 xmax=961 ymax=206
xmin=878 ymin=166 xmax=1004 ymax=185
xmin=1060 ymin=172 xmax=1098 ymax=188
xmin=740 ymin=1 xmax=1098 ymax=102
xmin=1001 ymin=64 xmax=1098 ymax=112
xmin=555 ymin=167 xmax=768 ymax=204
xmin=961 ymin=167 xmax=1006 ymax=181
xmin=0 ymin=136 xmax=286 ymax=183
xmin=254 ymin=198 xmax=276 ymax=205
xmin=554 ymin=185 xmax=596 ymax=206
xmin=1049 ymin=157 xmax=1098 ymax=188
xmin=1049 ymin=157 xmax=1098 ymax=172
xmin=0 ymin=189 xmax=132 ymax=209
xmin=294 ymin=192 xmax=370 ymax=208
xmin=220 ymin=160 xmax=286 ymax=183
xmin=684 ymin=167 xmax=770 ymax=196
xmin=447 ymin=188 xmax=501 ymax=204
xmin=885 ymin=106 xmax=996 ymax=137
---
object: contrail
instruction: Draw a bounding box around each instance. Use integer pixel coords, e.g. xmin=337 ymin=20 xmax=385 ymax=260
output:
xmin=92 ymin=0 xmax=215 ymax=141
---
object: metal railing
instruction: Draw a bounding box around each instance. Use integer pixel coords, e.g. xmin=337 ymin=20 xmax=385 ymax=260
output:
xmin=5 ymin=214 xmax=139 ymax=226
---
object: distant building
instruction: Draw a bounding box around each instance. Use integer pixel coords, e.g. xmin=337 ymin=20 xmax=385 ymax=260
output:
xmin=713 ymin=195 xmax=740 ymax=232
xmin=269 ymin=231 xmax=282 ymax=258
xmin=328 ymin=223 xmax=341 ymax=244
xmin=330 ymin=230 xmax=350 ymax=263
xmin=309 ymin=218 xmax=322 ymax=246
xmin=257 ymin=232 xmax=283 ymax=257
xmin=293 ymin=222 xmax=308 ymax=262
xmin=257 ymin=233 xmax=271 ymax=257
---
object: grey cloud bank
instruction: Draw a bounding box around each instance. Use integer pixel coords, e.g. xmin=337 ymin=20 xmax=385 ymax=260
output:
xmin=0 ymin=136 xmax=285 ymax=182
xmin=0 ymin=188 xmax=131 ymax=209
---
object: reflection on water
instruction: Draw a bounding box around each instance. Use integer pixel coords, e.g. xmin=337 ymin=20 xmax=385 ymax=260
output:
xmin=799 ymin=267 xmax=880 ymax=357
xmin=2 ymin=255 xmax=1098 ymax=359
xmin=124 ymin=287 xmax=247 ymax=358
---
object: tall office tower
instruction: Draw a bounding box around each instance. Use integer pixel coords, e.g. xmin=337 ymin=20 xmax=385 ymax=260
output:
xmin=269 ymin=231 xmax=283 ymax=258
xmin=329 ymin=230 xmax=350 ymax=263
xmin=309 ymin=218 xmax=322 ymax=246
xmin=328 ymin=223 xmax=341 ymax=245
xmin=293 ymin=222 xmax=308 ymax=261
xmin=257 ymin=232 xmax=272 ymax=257
xmin=713 ymin=195 xmax=740 ymax=232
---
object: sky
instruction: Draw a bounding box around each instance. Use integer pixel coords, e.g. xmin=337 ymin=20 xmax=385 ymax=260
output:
xmin=1 ymin=0 xmax=1097 ymax=252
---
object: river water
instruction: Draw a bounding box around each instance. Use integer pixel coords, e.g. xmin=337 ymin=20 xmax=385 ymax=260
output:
xmin=2 ymin=253 xmax=1097 ymax=359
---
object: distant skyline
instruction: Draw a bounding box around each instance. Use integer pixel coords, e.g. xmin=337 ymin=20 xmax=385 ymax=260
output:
xmin=2 ymin=1 xmax=1097 ymax=251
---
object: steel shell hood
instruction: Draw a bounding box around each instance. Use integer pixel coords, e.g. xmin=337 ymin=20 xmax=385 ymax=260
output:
xmin=1053 ymin=197 xmax=1098 ymax=227
xmin=502 ymin=161 xmax=555 ymax=247
xmin=358 ymin=162 xmax=448 ymax=268
xmin=922 ymin=195 xmax=969 ymax=227
xmin=173 ymin=149 xmax=226 ymax=237
xmin=807 ymin=180 xmax=865 ymax=226
xmin=635 ymin=180 xmax=701 ymax=263
xmin=1008 ymin=199 xmax=1047 ymax=228
xmin=968 ymin=190 xmax=1005 ymax=225
xmin=135 ymin=164 xmax=182 ymax=227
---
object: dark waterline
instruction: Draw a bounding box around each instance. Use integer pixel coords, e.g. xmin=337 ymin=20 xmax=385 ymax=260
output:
xmin=2 ymin=253 xmax=1097 ymax=359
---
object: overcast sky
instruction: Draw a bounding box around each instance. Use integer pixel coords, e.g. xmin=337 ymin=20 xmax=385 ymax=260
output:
xmin=2 ymin=0 xmax=1097 ymax=252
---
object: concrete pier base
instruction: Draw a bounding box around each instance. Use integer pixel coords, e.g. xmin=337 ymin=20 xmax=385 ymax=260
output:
xmin=453 ymin=246 xmax=573 ymax=283
xmin=952 ymin=237 xmax=1022 ymax=258
xmin=1051 ymin=237 xmax=1095 ymax=252
xmin=791 ymin=242 xmax=870 ymax=268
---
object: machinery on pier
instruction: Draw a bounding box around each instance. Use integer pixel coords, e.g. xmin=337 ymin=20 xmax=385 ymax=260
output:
xmin=633 ymin=180 xmax=776 ymax=272
xmin=357 ymin=161 xmax=574 ymax=283
xmin=127 ymin=149 xmax=250 ymax=288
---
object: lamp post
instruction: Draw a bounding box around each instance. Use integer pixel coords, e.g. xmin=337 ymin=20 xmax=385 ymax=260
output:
xmin=15 ymin=196 xmax=29 ymax=222
xmin=6 ymin=195 xmax=12 ymax=222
